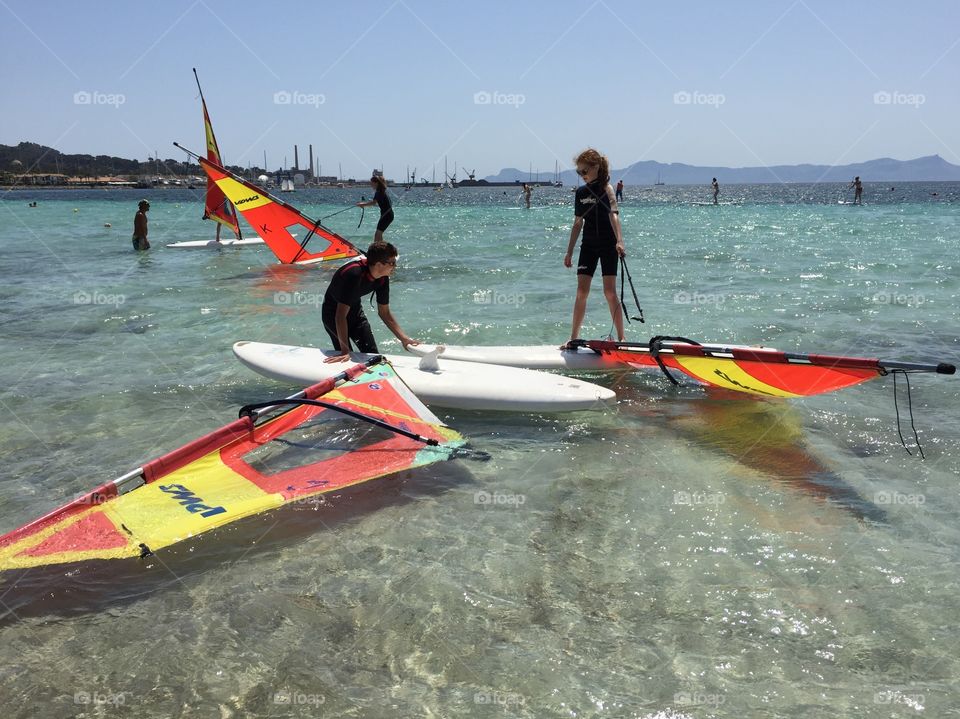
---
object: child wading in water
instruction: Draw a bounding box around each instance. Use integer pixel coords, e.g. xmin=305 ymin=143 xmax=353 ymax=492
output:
xmin=562 ymin=148 xmax=626 ymax=349
xmin=356 ymin=174 xmax=394 ymax=244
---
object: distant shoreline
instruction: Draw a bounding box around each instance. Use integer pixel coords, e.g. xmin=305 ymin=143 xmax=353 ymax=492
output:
xmin=3 ymin=180 xmax=958 ymax=192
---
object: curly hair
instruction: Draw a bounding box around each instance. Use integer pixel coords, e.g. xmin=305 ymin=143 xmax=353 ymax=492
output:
xmin=574 ymin=148 xmax=610 ymax=185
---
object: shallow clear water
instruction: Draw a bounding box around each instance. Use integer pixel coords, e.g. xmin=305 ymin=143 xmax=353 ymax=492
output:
xmin=0 ymin=184 xmax=958 ymax=717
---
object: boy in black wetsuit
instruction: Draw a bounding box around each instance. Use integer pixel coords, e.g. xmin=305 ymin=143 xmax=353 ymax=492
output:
xmin=562 ymin=148 xmax=626 ymax=348
xmin=357 ymin=174 xmax=394 ymax=244
xmin=322 ymin=242 xmax=418 ymax=362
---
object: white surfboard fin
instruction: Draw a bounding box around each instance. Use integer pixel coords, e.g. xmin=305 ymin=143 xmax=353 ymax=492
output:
xmin=418 ymin=346 xmax=444 ymax=371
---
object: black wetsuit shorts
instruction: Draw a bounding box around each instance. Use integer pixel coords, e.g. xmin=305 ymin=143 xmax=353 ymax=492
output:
xmin=577 ymin=244 xmax=619 ymax=277
xmin=376 ymin=209 xmax=394 ymax=233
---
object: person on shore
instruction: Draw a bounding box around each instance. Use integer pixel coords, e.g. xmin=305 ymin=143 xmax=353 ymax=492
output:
xmin=356 ymin=174 xmax=393 ymax=244
xmin=615 ymin=179 xmax=624 ymax=202
xmin=850 ymin=176 xmax=863 ymax=205
xmin=561 ymin=148 xmax=626 ymax=350
xmin=523 ymin=183 xmax=532 ymax=209
xmin=132 ymin=199 xmax=150 ymax=250
xmin=322 ymin=241 xmax=418 ymax=362
xmin=711 ymin=177 xmax=720 ymax=205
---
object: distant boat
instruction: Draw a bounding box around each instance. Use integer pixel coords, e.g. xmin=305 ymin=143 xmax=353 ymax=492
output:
xmin=654 ymin=171 xmax=665 ymax=186
xmin=281 ymin=178 xmax=295 ymax=192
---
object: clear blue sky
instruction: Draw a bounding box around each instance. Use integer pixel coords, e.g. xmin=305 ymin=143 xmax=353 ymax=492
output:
xmin=2 ymin=0 xmax=958 ymax=179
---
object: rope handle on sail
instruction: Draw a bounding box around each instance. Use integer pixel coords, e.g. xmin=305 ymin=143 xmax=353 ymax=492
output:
xmin=891 ymin=370 xmax=925 ymax=459
xmin=619 ymin=256 xmax=645 ymax=324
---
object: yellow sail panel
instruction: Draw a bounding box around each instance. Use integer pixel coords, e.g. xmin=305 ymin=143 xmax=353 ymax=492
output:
xmin=673 ymin=356 xmax=802 ymax=398
xmin=211 ymin=176 xmax=274 ymax=211
xmin=102 ymin=452 xmax=277 ymax=549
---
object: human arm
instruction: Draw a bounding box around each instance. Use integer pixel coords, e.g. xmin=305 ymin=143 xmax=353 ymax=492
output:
xmin=377 ymin=304 xmax=417 ymax=349
xmin=564 ymin=216 xmax=583 ymax=267
xmin=323 ymin=302 xmax=353 ymax=363
xmin=605 ymin=185 xmax=625 ymax=257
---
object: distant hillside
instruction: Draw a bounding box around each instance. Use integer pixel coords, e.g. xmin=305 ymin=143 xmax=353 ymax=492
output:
xmin=486 ymin=155 xmax=960 ymax=185
xmin=0 ymin=142 xmax=260 ymax=178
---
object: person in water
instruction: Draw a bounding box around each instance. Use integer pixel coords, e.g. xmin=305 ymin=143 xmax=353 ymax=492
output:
xmin=561 ymin=148 xmax=626 ymax=349
xmin=523 ymin=183 xmax=532 ymax=209
xmin=615 ymin=179 xmax=624 ymax=202
xmin=850 ymin=176 xmax=863 ymax=205
xmin=356 ymin=174 xmax=393 ymax=244
xmin=711 ymin=177 xmax=720 ymax=204
xmin=322 ymin=241 xmax=418 ymax=363
xmin=132 ymin=199 xmax=150 ymax=250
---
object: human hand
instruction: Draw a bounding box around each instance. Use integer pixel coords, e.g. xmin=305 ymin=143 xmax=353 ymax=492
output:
xmin=323 ymin=353 xmax=350 ymax=364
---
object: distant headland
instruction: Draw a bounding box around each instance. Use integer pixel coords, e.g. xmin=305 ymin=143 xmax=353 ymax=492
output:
xmin=3 ymin=141 xmax=959 ymax=188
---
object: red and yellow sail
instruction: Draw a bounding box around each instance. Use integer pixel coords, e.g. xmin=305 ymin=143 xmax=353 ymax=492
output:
xmin=588 ymin=340 xmax=887 ymax=398
xmin=198 ymin=80 xmax=241 ymax=238
xmin=0 ymin=361 xmax=462 ymax=571
xmin=199 ymin=157 xmax=361 ymax=265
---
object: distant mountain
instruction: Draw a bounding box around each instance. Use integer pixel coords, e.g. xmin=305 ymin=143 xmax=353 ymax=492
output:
xmin=485 ymin=155 xmax=960 ymax=185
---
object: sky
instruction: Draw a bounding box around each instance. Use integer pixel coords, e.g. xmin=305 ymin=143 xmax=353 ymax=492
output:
xmin=1 ymin=0 xmax=958 ymax=180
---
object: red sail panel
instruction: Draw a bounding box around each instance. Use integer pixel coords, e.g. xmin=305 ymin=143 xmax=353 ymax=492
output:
xmin=199 ymin=157 xmax=361 ymax=265
xmin=201 ymin=98 xmax=241 ymax=237
xmin=727 ymin=358 xmax=878 ymax=396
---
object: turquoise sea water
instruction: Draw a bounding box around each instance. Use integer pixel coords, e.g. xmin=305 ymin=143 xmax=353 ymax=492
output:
xmin=1 ymin=183 xmax=958 ymax=718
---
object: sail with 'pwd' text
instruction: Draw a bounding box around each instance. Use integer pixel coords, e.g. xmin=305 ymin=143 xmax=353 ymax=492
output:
xmin=0 ymin=358 xmax=464 ymax=572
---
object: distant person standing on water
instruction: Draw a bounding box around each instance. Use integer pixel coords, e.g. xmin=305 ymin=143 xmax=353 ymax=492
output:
xmin=356 ymin=174 xmax=393 ymax=244
xmin=711 ymin=178 xmax=720 ymax=205
xmin=132 ymin=199 xmax=150 ymax=250
xmin=850 ymin=176 xmax=863 ymax=205
xmin=615 ymin=179 xmax=624 ymax=202
xmin=523 ymin=183 xmax=532 ymax=209
xmin=562 ymin=148 xmax=626 ymax=349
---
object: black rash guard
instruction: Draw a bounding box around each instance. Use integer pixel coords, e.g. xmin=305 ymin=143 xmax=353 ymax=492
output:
xmin=574 ymin=180 xmax=618 ymax=247
xmin=321 ymin=260 xmax=390 ymax=352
